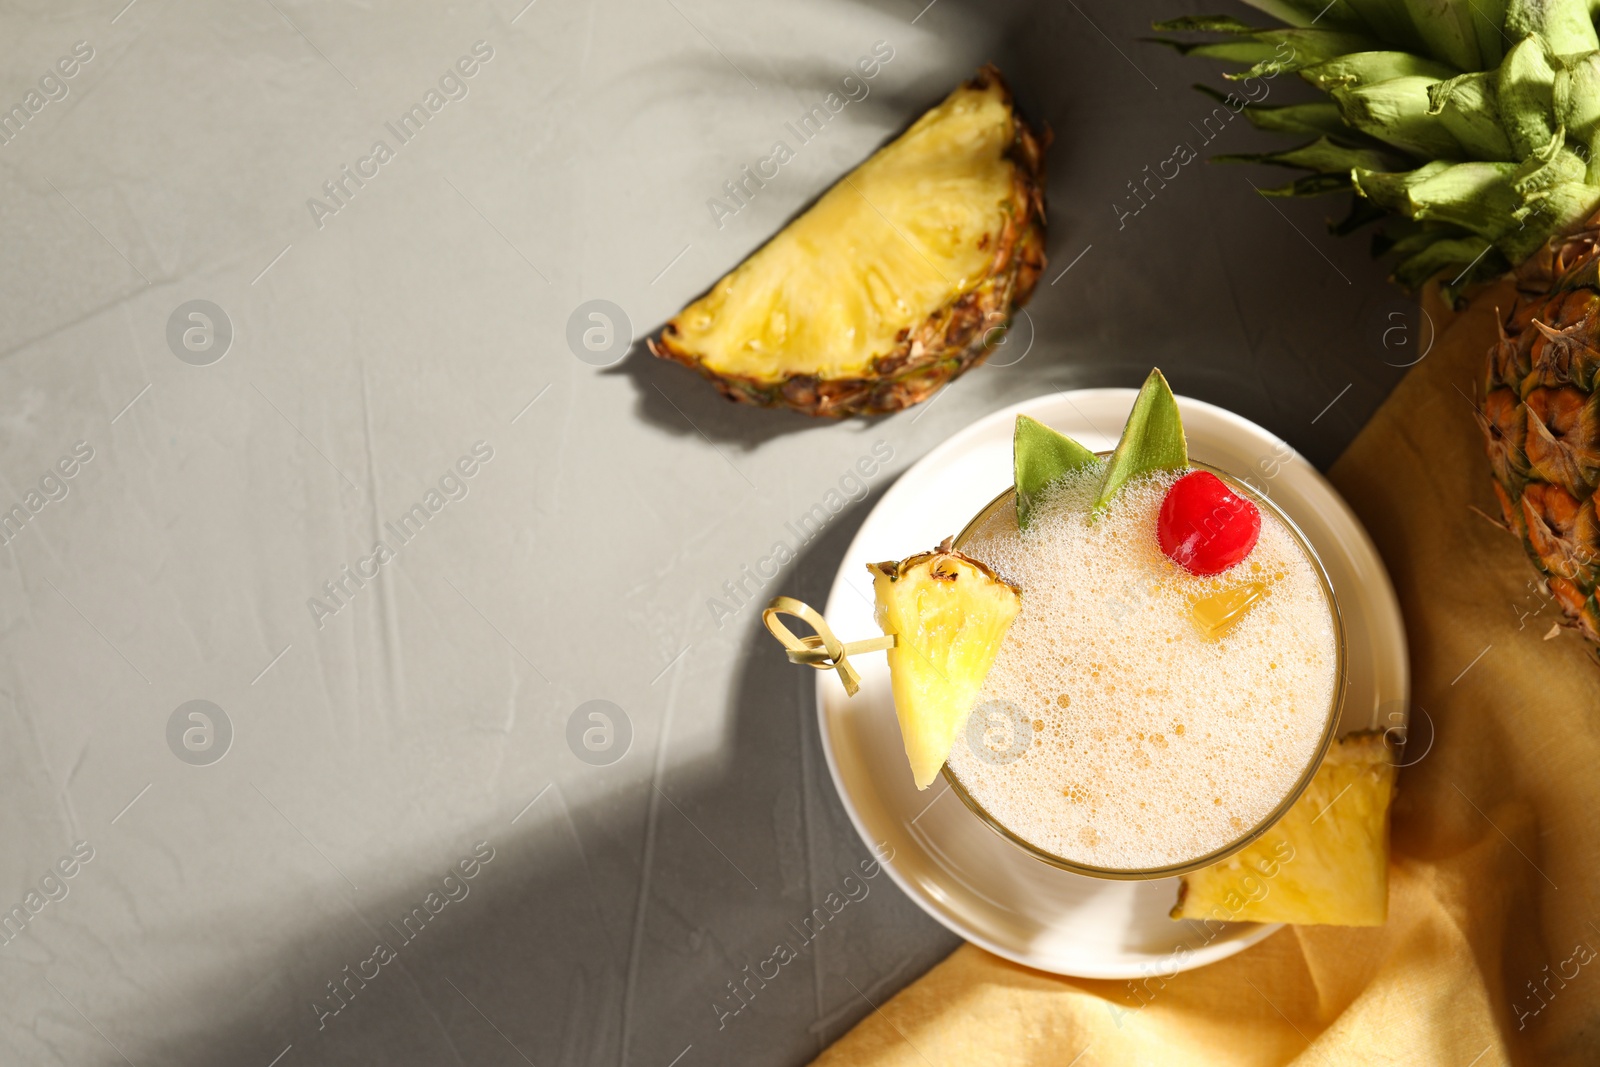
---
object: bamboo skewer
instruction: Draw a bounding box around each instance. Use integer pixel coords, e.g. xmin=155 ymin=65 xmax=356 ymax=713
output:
xmin=761 ymin=596 xmax=896 ymax=697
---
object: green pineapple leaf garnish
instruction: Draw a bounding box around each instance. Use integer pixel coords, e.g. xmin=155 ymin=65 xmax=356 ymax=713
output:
xmin=1094 ymin=368 xmax=1188 ymax=512
xmin=1013 ymin=414 xmax=1096 ymax=529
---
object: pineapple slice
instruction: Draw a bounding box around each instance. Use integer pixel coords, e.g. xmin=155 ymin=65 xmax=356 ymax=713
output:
xmin=1171 ymin=731 xmax=1396 ymax=927
xmin=650 ymin=66 xmax=1047 ymax=417
xmin=869 ymin=540 xmax=1022 ymax=789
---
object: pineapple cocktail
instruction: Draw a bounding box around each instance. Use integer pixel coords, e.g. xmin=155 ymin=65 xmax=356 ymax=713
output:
xmin=863 ymin=370 xmax=1345 ymax=879
xmin=945 ymin=461 xmax=1340 ymax=874
xmin=771 ymin=369 xmax=1391 ymax=915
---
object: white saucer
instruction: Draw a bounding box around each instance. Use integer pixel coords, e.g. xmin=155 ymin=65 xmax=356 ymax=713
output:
xmin=818 ymin=389 xmax=1408 ymax=978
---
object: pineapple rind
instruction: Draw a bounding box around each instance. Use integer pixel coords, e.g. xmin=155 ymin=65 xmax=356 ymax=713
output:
xmin=650 ymin=65 xmax=1047 ymax=418
xmin=1492 ymin=252 xmax=1600 ymax=641
xmin=869 ymin=546 xmax=1022 ymax=790
xmin=1171 ymin=731 xmax=1396 ymax=927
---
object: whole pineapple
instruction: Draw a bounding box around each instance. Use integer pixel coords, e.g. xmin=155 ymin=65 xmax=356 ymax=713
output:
xmin=1158 ymin=0 xmax=1600 ymax=644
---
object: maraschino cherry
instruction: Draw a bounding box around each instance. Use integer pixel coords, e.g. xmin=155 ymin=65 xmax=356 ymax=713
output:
xmin=1157 ymin=471 xmax=1260 ymax=576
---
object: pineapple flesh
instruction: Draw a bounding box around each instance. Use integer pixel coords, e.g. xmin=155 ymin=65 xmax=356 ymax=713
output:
xmin=869 ymin=540 xmax=1022 ymax=790
xmin=1171 ymin=731 xmax=1396 ymax=927
xmin=1154 ymin=3 xmax=1600 ymax=644
xmin=650 ymin=66 xmax=1047 ymax=417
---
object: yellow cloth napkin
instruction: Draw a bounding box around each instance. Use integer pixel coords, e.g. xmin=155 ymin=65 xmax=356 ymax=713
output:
xmin=811 ymin=281 xmax=1600 ymax=1067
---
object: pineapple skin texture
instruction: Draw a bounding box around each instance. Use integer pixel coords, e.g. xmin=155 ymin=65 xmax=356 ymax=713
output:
xmin=1483 ymin=238 xmax=1600 ymax=643
xmin=869 ymin=547 xmax=1021 ymax=790
xmin=1172 ymin=732 xmax=1396 ymax=928
xmin=650 ymin=65 xmax=1048 ymax=418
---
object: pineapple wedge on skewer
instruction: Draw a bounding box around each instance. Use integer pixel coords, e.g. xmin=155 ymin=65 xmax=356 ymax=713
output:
xmin=1171 ymin=731 xmax=1397 ymax=927
xmin=650 ymin=66 xmax=1047 ymax=418
xmin=869 ymin=541 xmax=1022 ymax=790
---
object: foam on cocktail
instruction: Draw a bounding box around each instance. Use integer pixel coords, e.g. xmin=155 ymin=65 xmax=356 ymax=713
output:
xmin=948 ymin=464 xmax=1337 ymax=871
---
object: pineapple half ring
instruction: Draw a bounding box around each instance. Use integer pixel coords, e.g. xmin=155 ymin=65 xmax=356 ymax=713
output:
xmin=762 ymin=597 xmax=896 ymax=697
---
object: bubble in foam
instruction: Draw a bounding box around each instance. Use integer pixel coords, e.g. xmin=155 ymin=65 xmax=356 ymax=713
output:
xmin=947 ymin=466 xmax=1337 ymax=871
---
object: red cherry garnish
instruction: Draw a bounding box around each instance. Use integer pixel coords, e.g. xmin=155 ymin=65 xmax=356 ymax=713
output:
xmin=1157 ymin=471 xmax=1261 ymax=576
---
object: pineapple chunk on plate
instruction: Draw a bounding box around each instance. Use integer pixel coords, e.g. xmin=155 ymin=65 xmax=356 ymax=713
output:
xmin=869 ymin=540 xmax=1022 ymax=790
xmin=1172 ymin=731 xmax=1396 ymax=927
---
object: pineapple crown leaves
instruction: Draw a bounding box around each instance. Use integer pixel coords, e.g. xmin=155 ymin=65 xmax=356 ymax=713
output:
xmin=1012 ymin=369 xmax=1188 ymax=526
xmin=1154 ymin=0 xmax=1600 ymax=302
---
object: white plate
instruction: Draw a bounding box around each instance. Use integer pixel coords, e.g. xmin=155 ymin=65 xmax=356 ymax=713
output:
xmin=818 ymin=389 xmax=1408 ymax=978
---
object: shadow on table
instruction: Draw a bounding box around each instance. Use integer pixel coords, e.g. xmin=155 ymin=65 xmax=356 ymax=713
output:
xmin=134 ymin=483 xmax=954 ymax=1067
xmin=605 ymin=336 xmax=863 ymax=451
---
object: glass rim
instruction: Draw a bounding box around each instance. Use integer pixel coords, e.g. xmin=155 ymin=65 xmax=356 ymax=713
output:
xmin=941 ymin=457 xmax=1348 ymax=881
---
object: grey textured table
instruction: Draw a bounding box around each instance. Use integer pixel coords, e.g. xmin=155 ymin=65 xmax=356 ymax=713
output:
xmin=0 ymin=1 xmax=1415 ymax=1064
